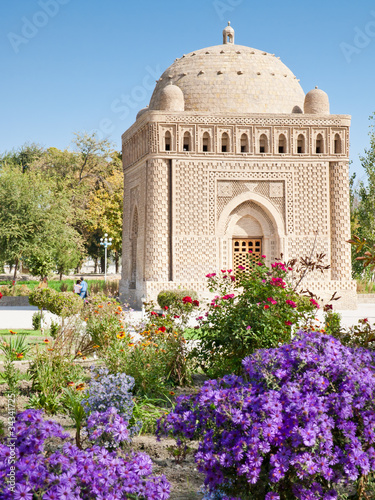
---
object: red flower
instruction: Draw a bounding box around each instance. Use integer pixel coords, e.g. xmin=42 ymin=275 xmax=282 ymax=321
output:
xmin=174 ymin=315 xmax=180 ymax=319
xmin=193 ymin=300 xmax=199 ymax=306
xmin=158 ymin=326 xmax=166 ymax=332
xmin=264 ymin=305 xmax=270 ymax=309
xmin=164 ymin=306 xmax=168 ymax=310
xmin=182 ymin=296 xmax=192 ymax=304
xmin=0 ymin=292 xmax=2 ymax=300
xmin=285 ymin=320 xmax=292 ymax=326
xmin=151 ymin=311 xmax=158 ymax=316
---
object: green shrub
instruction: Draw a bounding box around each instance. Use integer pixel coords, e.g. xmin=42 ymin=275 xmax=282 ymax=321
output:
xmin=32 ymin=312 xmax=42 ymax=330
xmin=193 ymin=257 xmax=318 ymax=377
xmin=157 ymin=289 xmax=198 ymax=309
xmin=29 ymin=288 xmax=83 ymax=317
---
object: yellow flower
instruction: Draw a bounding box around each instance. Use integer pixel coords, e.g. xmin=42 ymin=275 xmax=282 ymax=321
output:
xmin=98 ymin=305 xmax=103 ymax=308
xmin=16 ymin=353 xmax=23 ymax=359
xmin=43 ymin=339 xmax=50 ymax=344
xmin=93 ymin=345 xmax=100 ymax=349
xmin=76 ymin=351 xmax=82 ymax=356
xmin=117 ymin=306 xmax=122 ymax=312
xmin=117 ymin=333 xmax=125 ymax=339
xmin=75 ymin=383 xmax=85 ymax=391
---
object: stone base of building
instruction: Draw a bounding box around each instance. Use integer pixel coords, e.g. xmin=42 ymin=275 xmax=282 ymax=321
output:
xmin=119 ymin=278 xmax=358 ymax=310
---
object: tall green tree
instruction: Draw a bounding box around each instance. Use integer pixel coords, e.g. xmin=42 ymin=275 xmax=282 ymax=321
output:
xmin=0 ymin=166 xmax=84 ymax=280
xmin=351 ymin=114 xmax=375 ymax=279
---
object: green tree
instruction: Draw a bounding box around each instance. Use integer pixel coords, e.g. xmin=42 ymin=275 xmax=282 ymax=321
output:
xmin=0 ymin=166 xmax=84 ymax=280
xmin=352 ymin=113 xmax=375 ymax=279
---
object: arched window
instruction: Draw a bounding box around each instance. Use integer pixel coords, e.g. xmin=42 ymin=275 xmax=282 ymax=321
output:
xmin=130 ymin=208 xmax=138 ymax=289
xmin=315 ymin=133 xmax=324 ymax=154
xmin=183 ymin=132 xmax=191 ymax=151
xmin=334 ymin=133 xmax=342 ymax=154
xmin=297 ymin=134 xmax=305 ymax=154
xmin=278 ymin=134 xmax=286 ymax=154
xmin=221 ymin=132 xmax=229 ymax=152
xmin=164 ymin=131 xmax=171 ymax=151
xmin=240 ymin=133 xmax=249 ymax=153
xmin=202 ymin=132 xmax=211 ymax=152
xmin=259 ymin=134 xmax=268 ymax=153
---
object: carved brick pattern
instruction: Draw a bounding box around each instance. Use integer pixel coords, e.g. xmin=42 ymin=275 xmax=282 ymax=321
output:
xmin=217 ymin=180 xmax=284 ymax=223
xmin=330 ymin=163 xmax=352 ymax=280
xmin=174 ymin=161 xmax=209 ymax=235
xmin=225 ymin=201 xmax=274 ymax=234
xmin=144 ymin=159 xmax=169 ymax=281
xmin=287 ymin=237 xmax=330 ymax=280
xmin=161 ymin=115 xmax=344 ymax=127
xmin=293 ymin=164 xmax=329 ymax=236
xmin=209 ymin=170 xmax=293 ymax=234
xmin=174 ymin=236 xmax=216 ymax=280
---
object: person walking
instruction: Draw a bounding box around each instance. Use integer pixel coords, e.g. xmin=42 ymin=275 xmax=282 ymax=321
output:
xmin=73 ymin=279 xmax=82 ymax=295
xmin=79 ymin=277 xmax=88 ymax=299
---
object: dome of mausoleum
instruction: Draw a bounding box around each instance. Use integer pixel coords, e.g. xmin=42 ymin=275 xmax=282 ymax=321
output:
xmin=149 ymin=24 xmax=305 ymax=114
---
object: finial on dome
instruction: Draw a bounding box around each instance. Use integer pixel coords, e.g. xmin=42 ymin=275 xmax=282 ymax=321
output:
xmin=223 ymin=22 xmax=235 ymax=44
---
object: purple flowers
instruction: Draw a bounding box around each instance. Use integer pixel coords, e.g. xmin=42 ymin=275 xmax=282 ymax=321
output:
xmin=0 ymin=409 xmax=170 ymax=499
xmin=158 ymin=332 xmax=375 ymax=499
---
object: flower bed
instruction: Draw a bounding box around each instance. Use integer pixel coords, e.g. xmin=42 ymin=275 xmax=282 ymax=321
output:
xmin=158 ymin=331 xmax=375 ymax=500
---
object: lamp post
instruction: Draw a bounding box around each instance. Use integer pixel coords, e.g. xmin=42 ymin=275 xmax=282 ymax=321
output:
xmin=100 ymin=233 xmax=112 ymax=282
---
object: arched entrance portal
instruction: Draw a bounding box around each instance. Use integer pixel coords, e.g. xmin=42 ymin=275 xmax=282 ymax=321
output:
xmin=217 ymin=193 xmax=286 ymax=270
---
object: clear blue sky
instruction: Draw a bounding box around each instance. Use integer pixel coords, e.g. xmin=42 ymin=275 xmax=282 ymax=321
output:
xmin=1 ymin=0 xmax=375 ymax=181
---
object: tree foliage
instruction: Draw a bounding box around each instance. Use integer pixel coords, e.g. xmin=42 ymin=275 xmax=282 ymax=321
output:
xmin=0 ymin=133 xmax=123 ymax=277
xmin=351 ymin=114 xmax=375 ymax=279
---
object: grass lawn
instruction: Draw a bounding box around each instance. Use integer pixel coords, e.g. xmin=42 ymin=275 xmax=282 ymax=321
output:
xmin=0 ymin=329 xmax=41 ymax=336
xmin=0 ymin=330 xmax=49 ymax=361
xmin=0 ymin=279 xmax=119 ymax=294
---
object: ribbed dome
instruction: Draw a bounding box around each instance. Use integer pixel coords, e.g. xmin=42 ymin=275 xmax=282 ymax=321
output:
xmin=149 ymin=43 xmax=305 ymax=114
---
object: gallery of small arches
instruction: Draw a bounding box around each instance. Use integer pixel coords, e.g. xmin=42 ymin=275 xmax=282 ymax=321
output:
xmin=163 ymin=129 xmax=344 ymax=155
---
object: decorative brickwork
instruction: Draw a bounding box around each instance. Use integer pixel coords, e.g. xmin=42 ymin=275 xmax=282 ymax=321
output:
xmin=119 ymin=27 xmax=356 ymax=310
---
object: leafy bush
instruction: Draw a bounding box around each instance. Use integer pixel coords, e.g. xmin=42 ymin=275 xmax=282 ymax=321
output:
xmin=158 ymin=331 xmax=375 ymax=500
xmin=27 ymin=349 xmax=84 ymax=414
xmin=29 ymin=287 xmax=83 ymax=317
xmin=0 ymin=409 xmax=170 ymax=499
xmin=0 ymin=283 xmax=31 ymax=296
xmin=193 ymin=256 xmax=318 ymax=376
xmin=32 ymin=312 xmax=41 ymax=330
xmin=83 ymin=296 xmax=124 ymax=349
xmin=157 ymin=289 xmax=198 ymax=309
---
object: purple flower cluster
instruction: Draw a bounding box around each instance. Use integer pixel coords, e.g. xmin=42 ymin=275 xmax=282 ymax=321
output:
xmin=83 ymin=367 xmax=135 ymax=417
xmin=158 ymin=331 xmax=375 ymax=499
xmin=1 ymin=409 xmax=170 ymax=499
xmin=85 ymin=407 xmax=130 ymax=450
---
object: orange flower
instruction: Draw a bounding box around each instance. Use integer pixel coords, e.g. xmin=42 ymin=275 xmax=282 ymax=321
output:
xmin=93 ymin=345 xmax=99 ymax=349
xmin=43 ymin=339 xmax=50 ymax=344
xmin=98 ymin=305 xmax=103 ymax=308
xmin=47 ymin=348 xmax=54 ymax=351
xmin=76 ymin=351 xmax=82 ymax=356
xmin=119 ymin=349 xmax=124 ymax=352
xmin=82 ymin=356 xmax=87 ymax=360
xmin=117 ymin=333 xmax=125 ymax=339
xmin=169 ymin=391 xmax=175 ymax=396
xmin=16 ymin=353 xmax=23 ymax=359
xmin=67 ymin=381 xmax=74 ymax=387
xmin=94 ymin=310 xmax=99 ymax=314
xmin=9 ymin=330 xmax=17 ymax=335
xmin=128 ymin=343 xmax=134 ymax=347
xmin=75 ymin=383 xmax=85 ymax=391
xmin=117 ymin=306 xmax=122 ymax=312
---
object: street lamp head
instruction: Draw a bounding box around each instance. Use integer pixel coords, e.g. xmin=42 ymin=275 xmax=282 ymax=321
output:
xmin=109 ymin=237 xmax=113 ymax=242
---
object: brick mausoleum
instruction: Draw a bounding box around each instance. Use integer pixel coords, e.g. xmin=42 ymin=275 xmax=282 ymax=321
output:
xmin=120 ymin=24 xmax=356 ymax=309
